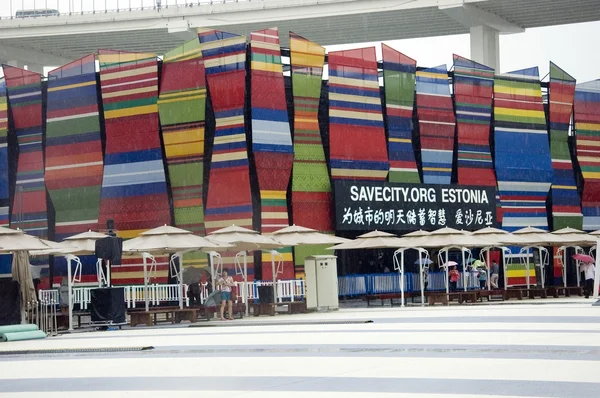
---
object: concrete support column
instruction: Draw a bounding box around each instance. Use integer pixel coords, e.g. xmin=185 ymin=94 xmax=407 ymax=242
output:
xmin=470 ymin=25 xmax=500 ymax=71
xmin=6 ymin=60 xmax=26 ymax=69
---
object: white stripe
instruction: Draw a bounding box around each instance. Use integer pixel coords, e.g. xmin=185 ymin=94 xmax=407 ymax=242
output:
xmin=47 ymin=111 xmax=99 ymax=123
xmin=16 ymin=178 xmax=44 ymax=184
xmin=10 ymin=91 xmax=41 ymax=99
xmin=55 ymin=219 xmax=98 ymax=227
xmin=419 ymin=120 xmax=455 ymax=126
xmin=456 ymin=110 xmax=491 ymax=117
xmin=46 ymin=161 xmax=103 ymax=171
xmin=495 ymin=127 xmax=547 ymax=135
xmin=386 ymin=104 xmax=412 ymax=111
xmin=102 ymin=77 xmax=157 ymax=89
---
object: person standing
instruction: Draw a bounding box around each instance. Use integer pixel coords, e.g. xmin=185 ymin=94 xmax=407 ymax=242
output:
xmin=477 ymin=267 xmax=488 ymax=289
xmin=218 ymin=269 xmax=234 ymax=320
xmin=490 ymin=261 xmax=500 ymax=289
xmin=449 ymin=266 xmax=460 ymax=292
xmin=582 ymin=262 xmax=596 ymax=299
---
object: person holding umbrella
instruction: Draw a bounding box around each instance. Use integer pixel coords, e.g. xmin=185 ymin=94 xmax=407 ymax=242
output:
xmin=581 ymin=262 xmax=596 ymax=299
xmin=218 ymin=269 xmax=235 ymax=320
xmin=449 ymin=266 xmax=460 ymax=292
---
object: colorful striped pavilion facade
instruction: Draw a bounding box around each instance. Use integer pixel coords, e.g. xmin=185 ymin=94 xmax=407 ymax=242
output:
xmin=382 ymin=44 xmax=420 ymax=183
xmin=574 ymin=79 xmax=600 ymax=231
xmin=289 ymin=32 xmax=332 ymax=278
xmin=0 ymin=30 xmax=597 ymax=290
xmin=453 ymin=55 xmax=495 ymax=187
xmin=415 ymin=65 xmax=456 ymax=184
xmin=250 ymin=28 xmax=294 ymax=280
xmin=157 ymin=39 xmax=208 ymax=269
xmin=328 ymin=47 xmax=388 ymax=181
xmin=98 ymin=50 xmax=171 ymax=284
xmin=548 ymin=62 xmax=582 ymax=230
xmin=198 ymin=29 xmax=255 ymax=280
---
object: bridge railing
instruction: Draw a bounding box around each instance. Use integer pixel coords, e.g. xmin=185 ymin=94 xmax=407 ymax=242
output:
xmin=2 ymin=0 xmax=255 ymax=20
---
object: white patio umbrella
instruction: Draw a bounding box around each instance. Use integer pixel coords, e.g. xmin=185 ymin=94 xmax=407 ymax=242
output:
xmin=268 ymin=225 xmax=349 ymax=300
xmin=552 ymin=227 xmax=597 ymax=288
xmin=123 ymin=225 xmax=229 ymax=311
xmin=206 ymin=225 xmax=286 ymax=315
xmin=328 ymin=230 xmax=426 ymax=307
xmin=0 ymin=226 xmax=55 ymax=251
xmin=407 ymin=227 xmax=497 ymax=293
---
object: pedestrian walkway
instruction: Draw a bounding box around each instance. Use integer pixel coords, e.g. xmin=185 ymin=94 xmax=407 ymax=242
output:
xmin=1 ymin=299 xmax=599 ymax=397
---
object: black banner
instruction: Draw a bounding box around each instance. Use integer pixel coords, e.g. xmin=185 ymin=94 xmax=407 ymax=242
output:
xmin=334 ymin=181 xmax=497 ymax=232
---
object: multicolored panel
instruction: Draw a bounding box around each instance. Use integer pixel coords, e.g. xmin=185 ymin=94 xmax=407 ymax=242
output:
xmin=46 ymin=55 xmax=104 ymax=240
xmin=328 ymin=47 xmax=389 ymax=181
xmin=415 ymin=64 xmax=455 ymax=184
xmin=3 ymin=66 xmax=47 ymax=238
xmin=250 ymin=27 xmax=294 ymax=280
xmin=574 ymin=79 xmax=600 ymax=231
xmin=158 ymin=39 xmax=208 ymax=270
xmin=494 ymin=67 xmax=553 ymax=232
xmin=453 ymin=55 xmax=495 ymax=187
xmin=0 ymin=79 xmax=10 ymax=278
xmin=382 ymin=44 xmax=419 ymax=183
xmin=0 ymin=79 xmax=8 ymax=226
xmin=198 ymin=29 xmax=254 ymax=280
xmin=289 ymin=32 xmax=332 ymax=277
xmin=548 ymin=62 xmax=582 ymax=230
xmin=98 ymin=50 xmax=171 ymax=285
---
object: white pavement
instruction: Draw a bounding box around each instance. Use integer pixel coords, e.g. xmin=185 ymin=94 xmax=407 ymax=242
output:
xmin=1 ymin=299 xmax=600 ymax=397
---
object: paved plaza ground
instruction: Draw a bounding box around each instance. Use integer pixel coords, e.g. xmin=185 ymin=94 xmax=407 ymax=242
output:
xmin=1 ymin=298 xmax=600 ymax=397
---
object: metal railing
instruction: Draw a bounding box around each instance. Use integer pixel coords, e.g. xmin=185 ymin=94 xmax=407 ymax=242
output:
xmin=26 ymin=298 xmax=58 ymax=336
xmin=2 ymin=0 xmax=255 ymax=20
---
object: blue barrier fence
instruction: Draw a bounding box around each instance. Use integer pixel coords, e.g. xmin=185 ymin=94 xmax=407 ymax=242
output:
xmin=338 ymin=272 xmax=481 ymax=297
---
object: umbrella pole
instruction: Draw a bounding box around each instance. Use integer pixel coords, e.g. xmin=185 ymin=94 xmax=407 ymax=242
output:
xmin=525 ymin=247 xmax=530 ymax=290
xmin=106 ymin=260 xmax=111 ymax=287
xmin=67 ymin=256 xmax=74 ymax=331
xmin=209 ymin=252 xmax=216 ymax=289
xmin=462 ymin=249 xmax=467 ymax=292
xmin=177 ymin=252 xmax=183 ymax=310
xmin=271 ymin=250 xmax=277 ymax=303
xmin=243 ymin=252 xmax=249 ymax=317
xmin=561 ymin=247 xmax=567 ymax=288
xmin=486 ymin=249 xmax=491 ymax=291
xmin=400 ymin=250 xmax=405 ymax=308
xmin=539 ymin=247 xmax=545 ymax=289
xmin=593 ymin=239 xmax=600 ymax=300
xmin=143 ymin=253 xmax=149 ymax=312
xmin=503 ymin=248 xmax=508 ymax=291
xmin=419 ymin=249 xmax=425 ymax=307
xmin=445 ymin=250 xmax=449 ymax=303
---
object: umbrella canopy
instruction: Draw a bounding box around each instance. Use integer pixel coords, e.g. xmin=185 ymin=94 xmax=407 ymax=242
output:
xmin=30 ymin=240 xmax=79 ymax=256
xmin=441 ymin=261 xmax=458 ymax=267
xmin=327 ymin=230 xmax=414 ymax=250
xmin=123 ymin=225 xmax=228 ymax=255
xmin=551 ymin=227 xmax=597 ymax=246
xmin=589 ymin=230 xmax=600 ymax=236
xmin=269 ymin=225 xmax=350 ymax=246
xmin=414 ymin=257 xmax=433 ymax=265
xmin=206 ymin=225 xmax=286 ymax=252
xmin=63 ymin=230 xmax=108 ymax=254
xmin=407 ymin=230 xmax=496 ymax=248
xmin=12 ymin=251 xmax=37 ymax=305
xmin=573 ymin=253 xmax=595 ymax=263
xmin=0 ymin=226 xmax=54 ymax=252
xmin=403 ymin=229 xmax=431 ymax=237
xmin=497 ymin=226 xmax=583 ymax=246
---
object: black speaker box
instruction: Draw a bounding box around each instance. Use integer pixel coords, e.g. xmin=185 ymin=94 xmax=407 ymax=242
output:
xmin=90 ymin=287 xmax=126 ymax=324
xmin=257 ymin=285 xmax=274 ymax=304
xmin=0 ymin=279 xmax=20 ymax=326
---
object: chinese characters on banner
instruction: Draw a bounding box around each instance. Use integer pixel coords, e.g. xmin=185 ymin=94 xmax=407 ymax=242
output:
xmin=334 ymin=181 xmax=497 ymax=232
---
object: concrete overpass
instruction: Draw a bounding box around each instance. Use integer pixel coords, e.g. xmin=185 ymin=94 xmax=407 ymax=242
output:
xmin=0 ymin=0 xmax=599 ymax=73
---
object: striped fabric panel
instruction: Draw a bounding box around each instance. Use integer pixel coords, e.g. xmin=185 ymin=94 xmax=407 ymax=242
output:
xmin=3 ymin=66 xmax=48 ymax=238
xmin=0 ymin=79 xmax=8 ymax=227
xmin=250 ymin=28 xmax=295 ymax=280
xmin=382 ymin=44 xmax=419 ymax=183
xmin=0 ymin=79 xmax=10 ymax=278
xmin=290 ymin=32 xmax=332 ymax=277
xmin=98 ymin=50 xmax=171 ymax=282
xmin=574 ymin=79 xmax=600 ymax=231
xmin=453 ymin=55 xmax=495 ymax=187
xmin=416 ymin=64 xmax=456 ymax=184
xmin=494 ymin=67 xmax=553 ymax=237
xmin=328 ymin=47 xmax=389 ymax=181
xmin=46 ymin=55 xmax=104 ymax=241
xmin=198 ymin=29 xmax=255 ymax=280
xmin=548 ymin=62 xmax=582 ymax=230
xmin=158 ymin=39 xmax=208 ymax=270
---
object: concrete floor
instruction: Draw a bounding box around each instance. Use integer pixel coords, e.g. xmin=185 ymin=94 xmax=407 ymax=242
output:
xmin=1 ymin=298 xmax=599 ymax=397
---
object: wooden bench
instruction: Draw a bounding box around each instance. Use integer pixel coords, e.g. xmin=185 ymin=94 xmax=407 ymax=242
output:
xmin=285 ymin=301 xmax=307 ymax=314
xmin=505 ymin=289 xmax=527 ymax=300
xmin=546 ymin=286 xmax=567 ymax=298
xmin=252 ymin=303 xmax=276 ymax=316
xmin=454 ymin=291 xmax=480 ymax=304
xmin=566 ymin=286 xmax=584 ymax=297
xmin=478 ymin=290 xmax=506 ymax=301
xmin=426 ymin=292 xmax=448 ymax=306
xmin=197 ymin=303 xmax=245 ymax=320
xmin=526 ymin=288 xmax=547 ymax=299
xmin=129 ymin=308 xmax=197 ymax=327
xmin=365 ymin=293 xmax=413 ymax=307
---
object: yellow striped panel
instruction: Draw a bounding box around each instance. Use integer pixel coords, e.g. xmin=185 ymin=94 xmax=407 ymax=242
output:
xmin=330 ymin=92 xmax=381 ymax=105
xmin=104 ymin=104 xmax=158 ymax=120
xmin=389 ymin=138 xmax=411 ymax=143
xmin=423 ymin=167 xmax=452 ymax=172
xmin=416 ymin=71 xmax=446 ymax=80
xmin=163 ymin=127 xmax=204 ymax=146
xmin=329 ymin=109 xmax=383 ymax=122
xmin=251 ymin=61 xmax=283 ymax=73
xmin=98 ymin=52 xmax=156 ymax=64
xmin=576 ymin=123 xmax=600 ymax=132
xmin=329 ymin=76 xmax=379 ymax=90
xmin=290 ymin=53 xmax=324 ymax=68
xmin=260 ymin=190 xmax=287 ymax=200
xmin=494 ymin=85 xmax=542 ymax=97
xmin=48 ymin=80 xmax=96 ymax=92
xmin=331 ymin=169 xmax=389 ymax=179
xmin=494 ymin=107 xmax=545 ymax=119
xmin=216 ymin=115 xmax=244 ymax=128
xmin=205 ymin=218 xmax=253 ymax=230
xmin=102 ymin=85 xmax=157 ymax=99
xmin=553 ymin=185 xmax=578 ymax=190
xmin=212 ymin=151 xmax=247 ymax=163
xmin=261 ymin=252 xmax=294 ymax=262
xmin=159 ymin=88 xmax=206 ymax=99
xmin=117 ymin=229 xmax=149 ymax=239
xmin=204 ymin=54 xmax=245 ymax=69
xmin=506 ymin=269 xmax=537 ymax=278
xmin=582 ymin=172 xmax=600 ymax=179
xmin=261 ymin=212 xmax=289 ymax=219
xmin=214 ymin=133 xmax=246 ymax=145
